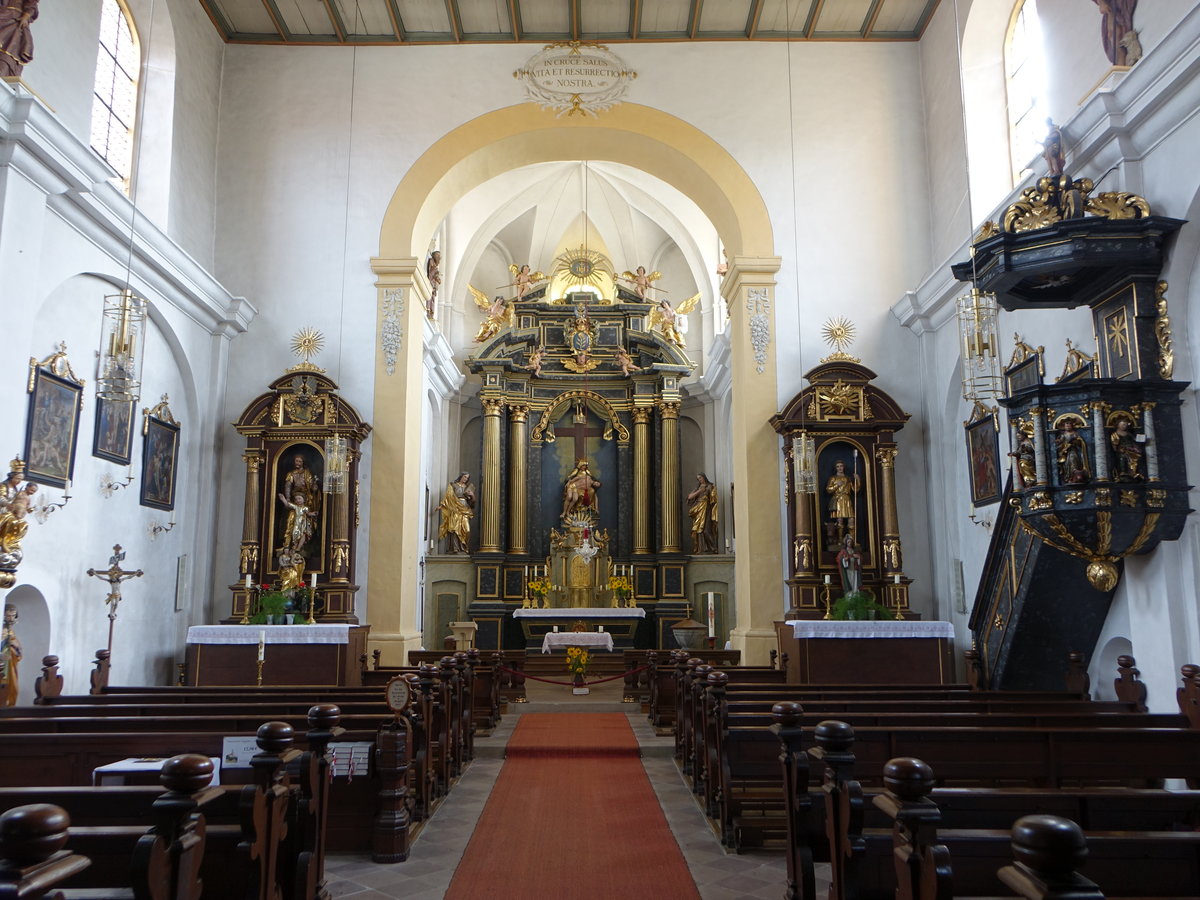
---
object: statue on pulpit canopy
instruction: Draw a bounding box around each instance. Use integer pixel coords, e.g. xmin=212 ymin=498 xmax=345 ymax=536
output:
xmin=0 ymin=0 xmax=38 ymax=79
xmin=562 ymin=460 xmax=601 ymax=521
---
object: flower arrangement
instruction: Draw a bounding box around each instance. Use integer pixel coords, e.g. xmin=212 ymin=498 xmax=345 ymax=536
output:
xmin=565 ymin=646 xmax=590 ymax=677
xmin=609 ymin=575 xmax=632 ymax=607
xmin=830 ymin=590 xmax=892 ymax=621
xmin=251 ymin=584 xmax=289 ymax=625
xmin=528 ymin=578 xmax=551 ymax=598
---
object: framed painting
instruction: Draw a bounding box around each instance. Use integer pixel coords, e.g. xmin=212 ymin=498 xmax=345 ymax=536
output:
xmin=965 ymin=402 xmax=1002 ymax=507
xmin=24 ymin=356 xmax=83 ymax=490
xmin=93 ymin=397 xmax=135 ymax=465
xmin=140 ymin=400 xmax=180 ymax=511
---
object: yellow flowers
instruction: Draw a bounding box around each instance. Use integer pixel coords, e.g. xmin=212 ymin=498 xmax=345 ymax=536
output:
xmin=608 ymin=575 xmax=631 ymax=594
xmin=565 ymin=645 xmax=590 ymax=674
xmin=528 ymin=578 xmax=551 ymax=596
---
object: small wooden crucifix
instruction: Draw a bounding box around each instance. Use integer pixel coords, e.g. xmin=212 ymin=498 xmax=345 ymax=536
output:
xmin=86 ymin=544 xmax=145 ymax=656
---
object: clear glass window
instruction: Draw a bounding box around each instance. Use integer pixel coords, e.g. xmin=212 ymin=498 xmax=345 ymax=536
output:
xmin=1004 ymin=0 xmax=1046 ymax=184
xmin=91 ymin=0 xmax=139 ymax=190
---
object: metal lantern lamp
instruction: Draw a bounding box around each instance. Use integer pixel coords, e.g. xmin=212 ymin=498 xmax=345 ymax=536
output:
xmin=957 ymin=287 xmax=1002 ymax=402
xmin=97 ymin=290 xmax=148 ymax=402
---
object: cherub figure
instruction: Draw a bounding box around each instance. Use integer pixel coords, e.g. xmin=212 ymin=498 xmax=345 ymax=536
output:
xmin=615 ymin=349 xmax=642 ymax=376
xmin=0 ymin=483 xmax=37 ymax=554
xmin=519 ymin=345 xmax=546 ymax=377
xmin=469 ymin=285 xmax=514 ymax=343
xmin=618 ymin=266 xmax=663 ymax=301
xmin=506 ymin=264 xmax=547 ymax=301
xmin=278 ymin=489 xmax=316 ymax=556
xmin=647 ymin=293 xmax=700 ymax=349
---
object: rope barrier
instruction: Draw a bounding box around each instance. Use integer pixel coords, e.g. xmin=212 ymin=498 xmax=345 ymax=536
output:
xmin=496 ymin=663 xmax=649 ymax=688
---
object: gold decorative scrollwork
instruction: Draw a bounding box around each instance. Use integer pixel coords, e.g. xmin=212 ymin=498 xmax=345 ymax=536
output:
xmin=657 ymin=400 xmax=681 ymax=418
xmin=793 ymin=537 xmax=812 ymax=571
xmin=1086 ymin=191 xmax=1151 ymax=220
xmin=1119 ymin=490 xmax=1139 ymax=508
xmin=529 ymin=390 xmax=631 ymax=444
xmin=481 ymin=397 xmax=506 ymax=416
xmin=808 ymin=379 xmax=871 ymax=421
xmin=993 ymin=614 xmax=1004 ymax=630
xmin=1146 ymin=489 xmax=1166 ymax=509
xmin=333 ymin=544 xmax=349 ymax=571
xmin=1095 ymin=488 xmax=1111 ymax=507
xmin=1064 ymin=492 xmax=1084 ymax=505
xmin=1126 ymin=513 xmax=1160 ymax=556
xmin=28 ymin=342 xmax=83 ymax=392
xmin=882 ymin=538 xmax=902 ymax=571
xmin=974 ymin=221 xmax=1000 ymax=243
xmin=1028 ymin=492 xmax=1054 ymax=511
xmin=242 ymin=452 xmax=263 ymax=472
xmin=508 ymin=404 xmax=530 ymax=424
xmin=239 ymin=544 xmax=259 ymax=572
xmin=875 ymin=447 xmax=898 ymax=468
xmin=1155 ymin=281 xmax=1175 ymax=379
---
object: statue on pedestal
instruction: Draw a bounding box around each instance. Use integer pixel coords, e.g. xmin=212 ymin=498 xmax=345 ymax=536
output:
xmin=0 ymin=0 xmax=38 ymax=79
xmin=825 ymin=459 xmax=859 ymax=539
xmin=1 ymin=604 xmax=21 ymax=707
xmin=835 ymin=534 xmax=863 ymax=597
xmin=438 ymin=472 xmax=476 ymax=553
xmin=686 ymin=473 xmax=719 ymax=554
xmin=562 ymin=460 xmax=600 ymax=521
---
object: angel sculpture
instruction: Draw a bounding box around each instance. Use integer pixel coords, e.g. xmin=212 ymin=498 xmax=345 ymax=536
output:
xmin=618 ymin=266 xmax=664 ymax=301
xmin=470 ymin=285 xmax=514 ymax=343
xmin=615 ymin=349 xmax=642 ymax=376
xmin=519 ymin=345 xmax=546 ymax=377
xmin=506 ymin=264 xmax=547 ymax=301
xmin=647 ymin=293 xmax=700 ymax=349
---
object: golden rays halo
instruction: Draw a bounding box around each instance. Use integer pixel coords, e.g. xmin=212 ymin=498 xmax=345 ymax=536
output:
xmin=549 ymin=246 xmax=616 ymax=302
xmin=819 ymin=317 xmax=861 ymax=363
xmin=287 ymin=326 xmax=327 ymax=373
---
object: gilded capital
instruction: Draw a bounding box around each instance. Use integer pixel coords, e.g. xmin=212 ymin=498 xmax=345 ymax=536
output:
xmin=875 ymin=447 xmax=898 ymax=468
xmin=658 ymin=400 xmax=681 ymax=419
xmin=242 ymin=452 xmax=263 ymax=472
xmin=508 ymin=404 xmax=529 ymax=424
xmin=632 ymin=407 xmax=653 ymax=425
xmin=481 ymin=397 xmax=505 ymax=416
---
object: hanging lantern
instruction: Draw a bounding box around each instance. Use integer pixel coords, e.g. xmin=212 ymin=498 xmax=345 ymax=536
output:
xmin=97 ymin=290 xmax=148 ymax=402
xmin=323 ymin=434 xmax=348 ymax=494
xmin=791 ymin=431 xmax=817 ymax=494
xmin=957 ymin=288 xmax=1002 ymax=402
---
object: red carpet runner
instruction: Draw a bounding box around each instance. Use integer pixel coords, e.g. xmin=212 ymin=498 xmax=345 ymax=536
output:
xmin=444 ymin=713 xmax=700 ymax=899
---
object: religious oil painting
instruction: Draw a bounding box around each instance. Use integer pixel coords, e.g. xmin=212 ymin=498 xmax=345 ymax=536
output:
xmin=24 ymin=368 xmax=82 ymax=489
xmin=93 ymin=397 xmax=135 ymax=465
xmin=140 ymin=415 xmax=179 ymax=511
xmin=965 ymin=405 xmax=1002 ymax=508
xmin=1005 ymin=354 xmax=1043 ymax=396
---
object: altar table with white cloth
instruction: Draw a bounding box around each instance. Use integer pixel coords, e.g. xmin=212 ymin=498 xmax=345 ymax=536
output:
xmin=184 ymin=624 xmax=370 ymax=687
xmin=513 ymin=607 xmax=644 ymax=651
xmin=540 ymin=631 xmax=616 ymax=654
xmin=775 ymin=619 xmax=955 ymax=684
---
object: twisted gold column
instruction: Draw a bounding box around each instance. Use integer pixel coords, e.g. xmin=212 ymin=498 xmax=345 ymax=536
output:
xmin=633 ymin=407 xmax=652 ymax=554
xmin=480 ymin=398 xmax=504 ymax=553
xmin=508 ymin=405 xmax=529 ymax=554
xmin=659 ymin=401 xmax=681 ymax=553
xmin=876 ymin=446 xmax=903 ymax=573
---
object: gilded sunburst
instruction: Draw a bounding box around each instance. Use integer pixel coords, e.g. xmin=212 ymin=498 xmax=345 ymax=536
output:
xmin=552 ymin=246 xmax=611 ymax=294
xmin=287 ymin=327 xmax=327 ymax=373
xmin=819 ymin=317 xmax=861 ymax=363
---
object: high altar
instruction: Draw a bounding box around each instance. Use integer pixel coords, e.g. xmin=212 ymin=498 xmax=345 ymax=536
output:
xmin=444 ymin=249 xmax=714 ymax=650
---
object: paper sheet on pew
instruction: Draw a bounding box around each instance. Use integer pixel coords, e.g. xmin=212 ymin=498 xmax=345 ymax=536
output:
xmin=327 ymin=742 xmax=372 ymax=779
xmin=94 ymin=756 xmax=221 ymax=786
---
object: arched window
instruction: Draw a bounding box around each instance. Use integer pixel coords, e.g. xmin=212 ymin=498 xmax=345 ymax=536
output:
xmin=90 ymin=0 xmax=140 ymax=190
xmin=1004 ymin=0 xmax=1046 ymax=183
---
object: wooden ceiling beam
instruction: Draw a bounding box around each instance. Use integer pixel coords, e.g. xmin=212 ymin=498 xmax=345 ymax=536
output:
xmin=570 ymin=0 xmax=580 ymax=40
xmin=258 ymin=0 xmax=290 ymax=40
xmin=321 ymin=0 xmax=346 ymax=42
xmin=445 ymin=0 xmax=463 ymax=41
xmin=383 ymin=0 xmax=407 ymax=42
xmin=861 ymin=0 xmax=885 ymax=38
xmin=509 ymin=0 xmax=521 ymax=40
xmin=688 ymin=0 xmax=703 ymax=39
xmin=805 ymin=0 xmax=825 ymax=38
xmin=629 ymin=0 xmax=640 ymax=39
xmin=746 ymin=0 xmax=764 ymax=39
xmin=197 ymin=0 xmax=234 ymax=41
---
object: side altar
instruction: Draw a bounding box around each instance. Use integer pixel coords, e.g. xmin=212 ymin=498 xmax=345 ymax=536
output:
xmin=439 ymin=249 xmax=724 ymax=650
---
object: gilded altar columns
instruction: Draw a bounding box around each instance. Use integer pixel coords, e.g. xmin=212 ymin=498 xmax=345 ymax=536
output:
xmin=659 ymin=401 xmax=682 ymax=553
xmin=239 ymin=450 xmax=263 ymax=575
xmin=633 ymin=407 xmax=652 ymax=554
xmin=480 ymin=397 xmax=505 ymax=553
xmin=508 ymin=405 xmax=529 ymax=554
xmin=368 ymin=256 xmax=433 ymax=662
xmin=876 ymin=446 xmax=903 ymax=573
xmin=723 ymin=256 xmax=783 ymax=665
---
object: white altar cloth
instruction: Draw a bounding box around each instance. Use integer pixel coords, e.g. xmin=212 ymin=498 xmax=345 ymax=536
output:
xmin=785 ymin=621 xmax=954 ymax=640
xmin=514 ymin=608 xmax=645 ymax=619
xmin=187 ymin=624 xmax=353 ymax=645
xmin=541 ymin=632 xmax=616 ymax=654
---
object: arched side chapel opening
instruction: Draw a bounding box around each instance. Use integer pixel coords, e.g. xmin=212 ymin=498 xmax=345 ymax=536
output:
xmin=368 ymin=102 xmax=783 ymax=664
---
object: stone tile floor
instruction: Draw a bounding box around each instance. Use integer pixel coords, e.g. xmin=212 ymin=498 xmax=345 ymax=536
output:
xmin=325 ymin=678 xmax=825 ymax=899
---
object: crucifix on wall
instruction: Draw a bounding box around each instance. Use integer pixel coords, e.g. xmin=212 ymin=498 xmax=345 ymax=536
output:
xmin=86 ymin=544 xmax=144 ymax=656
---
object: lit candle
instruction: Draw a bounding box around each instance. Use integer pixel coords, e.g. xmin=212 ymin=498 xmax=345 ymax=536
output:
xmin=257 ymin=631 xmax=265 ymax=661
xmin=310 ymin=573 xmax=317 ymax=589
xmin=244 ymin=574 xmax=251 ymax=589
xmin=824 ymin=574 xmax=831 ymax=585
xmin=64 ymin=478 xmax=71 ymax=494
xmin=707 ymin=594 xmax=715 ymax=638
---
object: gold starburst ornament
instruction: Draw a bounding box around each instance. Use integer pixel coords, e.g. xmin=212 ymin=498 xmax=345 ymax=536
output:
xmin=820 ymin=317 xmax=861 ymax=363
xmin=287 ymin=327 xmax=327 ymax=374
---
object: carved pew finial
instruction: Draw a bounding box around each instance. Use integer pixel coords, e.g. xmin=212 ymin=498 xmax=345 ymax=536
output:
xmin=809 ymin=721 xmax=857 ymax=900
xmin=998 ymin=815 xmax=1104 ymax=900
xmin=0 ymin=803 xmax=92 ymax=897
xmin=1177 ymin=664 xmax=1200 ymax=729
xmin=33 ymin=655 xmax=62 ymax=704
xmin=1065 ymin=650 xmax=1091 ymax=699
xmin=1114 ymin=655 xmax=1148 ymax=712
xmin=769 ymin=702 xmax=814 ymax=900
xmin=874 ymin=757 xmax=943 ymax=900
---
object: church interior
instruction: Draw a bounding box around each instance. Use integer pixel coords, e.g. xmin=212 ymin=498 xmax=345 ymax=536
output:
xmin=3 ymin=0 xmax=1200 ymax=897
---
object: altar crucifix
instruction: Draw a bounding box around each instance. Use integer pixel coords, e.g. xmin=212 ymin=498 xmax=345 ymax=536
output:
xmin=86 ymin=544 xmax=144 ymax=655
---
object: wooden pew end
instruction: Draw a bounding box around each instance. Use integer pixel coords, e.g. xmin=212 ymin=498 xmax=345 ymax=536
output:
xmin=998 ymin=815 xmax=1104 ymax=900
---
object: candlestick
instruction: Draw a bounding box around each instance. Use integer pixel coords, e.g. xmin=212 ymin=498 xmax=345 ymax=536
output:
xmin=310 ymin=572 xmax=317 ymax=589
xmin=824 ymin=574 xmax=831 ymax=585
xmin=257 ymin=631 xmax=265 ymax=662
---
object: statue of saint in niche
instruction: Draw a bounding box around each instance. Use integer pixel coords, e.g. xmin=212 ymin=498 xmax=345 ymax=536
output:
xmin=438 ymin=472 xmax=476 ymax=554
xmin=562 ymin=460 xmax=600 ymax=521
xmin=825 ymin=458 xmax=859 ymax=541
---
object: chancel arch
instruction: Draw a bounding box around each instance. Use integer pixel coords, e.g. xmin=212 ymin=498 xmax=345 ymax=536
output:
xmin=370 ymin=102 xmax=782 ymax=664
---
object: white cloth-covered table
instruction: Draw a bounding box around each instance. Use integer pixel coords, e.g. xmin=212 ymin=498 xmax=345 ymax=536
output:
xmin=186 ymin=624 xmax=353 ymax=645
xmin=785 ymin=620 xmax=954 ymax=640
xmin=514 ymin=608 xmax=645 ymax=619
xmin=541 ymin=632 xmax=616 ymax=653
